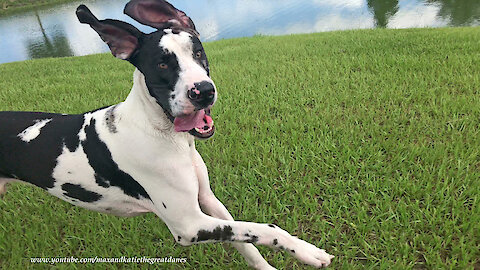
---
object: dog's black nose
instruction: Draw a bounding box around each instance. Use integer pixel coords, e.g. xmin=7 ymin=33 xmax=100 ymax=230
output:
xmin=188 ymin=81 xmax=215 ymax=108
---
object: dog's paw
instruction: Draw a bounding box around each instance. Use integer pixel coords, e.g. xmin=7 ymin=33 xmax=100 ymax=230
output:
xmin=256 ymin=263 xmax=277 ymax=270
xmin=289 ymin=238 xmax=333 ymax=268
xmin=0 ymin=183 xmax=6 ymax=197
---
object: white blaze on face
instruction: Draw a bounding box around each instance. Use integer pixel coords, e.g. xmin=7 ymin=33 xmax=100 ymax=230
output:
xmin=18 ymin=119 xmax=52 ymax=142
xmin=159 ymin=29 xmax=215 ymax=117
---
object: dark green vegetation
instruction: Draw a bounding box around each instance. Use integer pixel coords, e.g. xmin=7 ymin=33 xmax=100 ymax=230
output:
xmin=0 ymin=0 xmax=76 ymax=15
xmin=0 ymin=27 xmax=479 ymax=269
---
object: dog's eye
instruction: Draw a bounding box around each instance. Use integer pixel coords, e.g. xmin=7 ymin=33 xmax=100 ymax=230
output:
xmin=195 ymin=51 xmax=202 ymax=59
xmin=158 ymin=63 xmax=168 ymax=69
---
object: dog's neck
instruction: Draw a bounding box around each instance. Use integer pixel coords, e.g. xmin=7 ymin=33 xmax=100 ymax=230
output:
xmin=117 ymin=69 xmax=188 ymax=141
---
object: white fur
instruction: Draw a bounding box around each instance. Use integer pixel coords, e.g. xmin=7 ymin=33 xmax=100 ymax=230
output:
xmin=47 ymin=108 xmax=154 ymax=216
xmin=9 ymin=55 xmax=331 ymax=270
xmin=17 ymin=119 xmax=52 ymax=142
xmin=0 ymin=178 xmax=13 ymax=196
xmin=78 ymin=113 xmax=93 ymax=141
xmin=160 ymin=30 xmax=217 ymax=117
xmin=98 ymin=70 xmax=331 ymax=268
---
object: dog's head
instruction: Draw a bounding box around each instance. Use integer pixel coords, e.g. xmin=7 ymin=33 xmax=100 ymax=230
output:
xmin=76 ymin=0 xmax=216 ymax=139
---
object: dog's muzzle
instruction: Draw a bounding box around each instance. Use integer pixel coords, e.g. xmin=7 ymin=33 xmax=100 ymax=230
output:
xmin=173 ymin=81 xmax=216 ymax=139
xmin=174 ymin=108 xmax=215 ymax=139
xmin=188 ymin=81 xmax=215 ymax=109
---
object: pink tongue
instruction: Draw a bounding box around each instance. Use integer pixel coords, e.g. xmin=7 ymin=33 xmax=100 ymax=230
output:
xmin=174 ymin=110 xmax=212 ymax=132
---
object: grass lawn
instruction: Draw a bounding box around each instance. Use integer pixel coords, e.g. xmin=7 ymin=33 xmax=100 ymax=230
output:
xmin=0 ymin=0 xmax=78 ymax=15
xmin=0 ymin=27 xmax=479 ymax=269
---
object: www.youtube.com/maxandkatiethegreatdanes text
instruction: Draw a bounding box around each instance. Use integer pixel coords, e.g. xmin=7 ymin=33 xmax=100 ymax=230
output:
xmin=30 ymin=256 xmax=187 ymax=265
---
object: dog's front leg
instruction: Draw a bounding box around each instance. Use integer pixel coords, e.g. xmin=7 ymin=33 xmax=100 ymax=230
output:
xmin=192 ymin=150 xmax=276 ymax=270
xmin=146 ymin=154 xmax=333 ymax=269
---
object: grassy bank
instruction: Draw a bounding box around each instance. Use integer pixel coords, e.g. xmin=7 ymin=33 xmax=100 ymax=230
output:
xmin=0 ymin=0 xmax=77 ymax=16
xmin=1 ymin=27 xmax=479 ymax=269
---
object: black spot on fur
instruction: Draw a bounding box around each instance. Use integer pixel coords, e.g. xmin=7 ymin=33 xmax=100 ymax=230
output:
xmin=95 ymin=175 xmax=110 ymax=188
xmin=268 ymin=224 xmax=276 ymax=228
xmin=243 ymin=233 xmax=259 ymax=243
xmin=273 ymin=239 xmax=278 ymax=245
xmin=61 ymin=183 xmax=102 ymax=203
xmin=290 ymin=249 xmax=296 ymax=253
xmin=82 ymin=118 xmax=150 ymax=200
xmin=132 ymin=31 xmax=181 ymax=115
xmin=162 ymin=202 xmax=167 ymax=209
xmin=196 ymin=226 xmax=234 ymax=242
xmin=104 ymin=105 xmax=118 ymax=133
xmin=0 ymin=112 xmax=83 ymax=189
xmin=177 ymin=236 xmax=181 ymax=242
xmin=191 ymin=237 xmax=196 ymax=242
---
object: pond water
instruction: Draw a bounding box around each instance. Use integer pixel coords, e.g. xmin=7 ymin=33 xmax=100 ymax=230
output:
xmin=0 ymin=0 xmax=479 ymax=64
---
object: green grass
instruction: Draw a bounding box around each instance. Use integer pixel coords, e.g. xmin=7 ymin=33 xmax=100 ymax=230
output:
xmin=0 ymin=0 xmax=79 ymax=16
xmin=1 ymin=27 xmax=480 ymax=269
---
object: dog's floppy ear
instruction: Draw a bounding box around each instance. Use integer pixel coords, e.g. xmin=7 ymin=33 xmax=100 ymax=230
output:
xmin=76 ymin=5 xmax=142 ymax=60
xmin=124 ymin=0 xmax=198 ymax=36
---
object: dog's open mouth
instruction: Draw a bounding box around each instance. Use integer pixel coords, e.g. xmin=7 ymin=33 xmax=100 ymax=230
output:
xmin=173 ymin=109 xmax=215 ymax=139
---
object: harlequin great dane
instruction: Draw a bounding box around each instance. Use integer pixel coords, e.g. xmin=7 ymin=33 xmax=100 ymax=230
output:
xmin=0 ymin=0 xmax=333 ymax=268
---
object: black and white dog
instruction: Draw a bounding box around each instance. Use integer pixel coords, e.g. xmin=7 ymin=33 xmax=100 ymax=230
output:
xmin=0 ymin=0 xmax=333 ymax=268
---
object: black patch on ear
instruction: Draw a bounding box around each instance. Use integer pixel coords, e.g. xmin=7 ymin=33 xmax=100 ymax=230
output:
xmin=196 ymin=225 xmax=234 ymax=242
xmin=82 ymin=118 xmax=150 ymax=200
xmin=124 ymin=0 xmax=198 ymax=34
xmin=62 ymin=183 xmax=102 ymax=203
xmin=76 ymin=4 xmax=142 ymax=60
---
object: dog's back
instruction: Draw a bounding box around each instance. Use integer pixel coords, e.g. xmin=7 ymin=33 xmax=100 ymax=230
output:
xmin=0 ymin=111 xmax=84 ymax=189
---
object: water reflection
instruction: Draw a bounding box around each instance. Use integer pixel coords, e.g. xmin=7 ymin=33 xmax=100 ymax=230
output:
xmin=26 ymin=11 xmax=74 ymax=59
xmin=429 ymin=0 xmax=480 ymax=26
xmin=0 ymin=0 xmax=479 ymax=64
xmin=367 ymin=0 xmax=399 ymax=28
